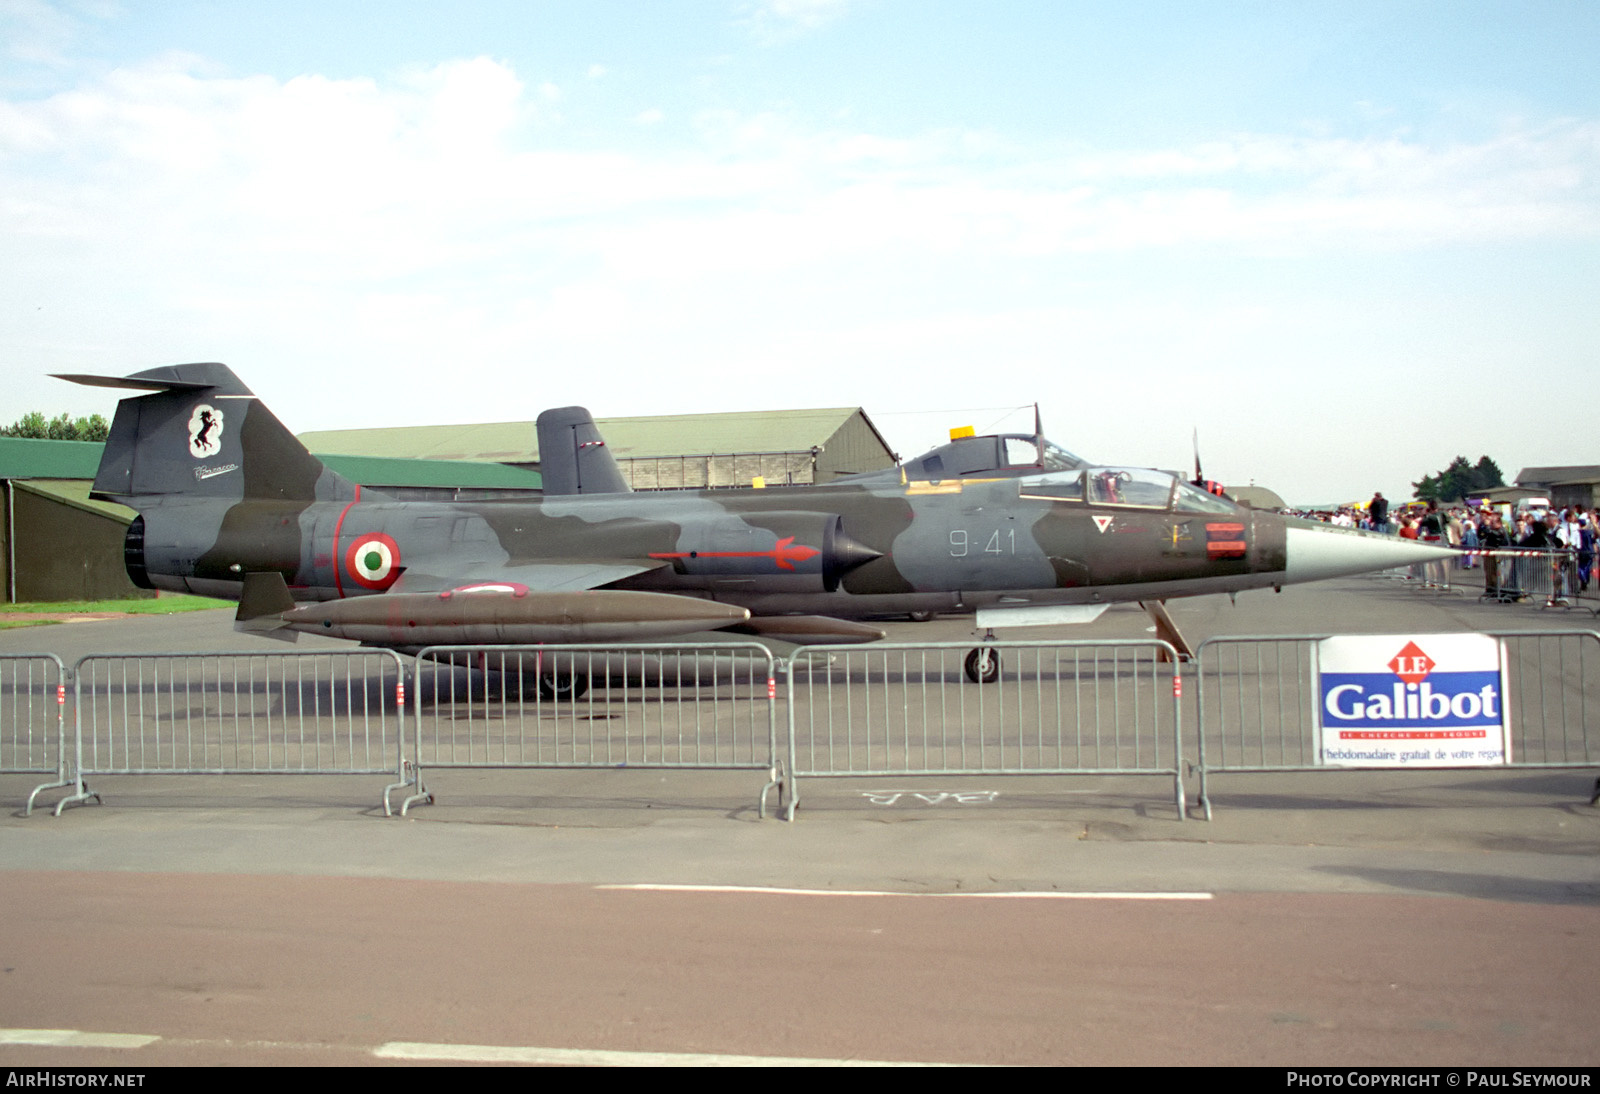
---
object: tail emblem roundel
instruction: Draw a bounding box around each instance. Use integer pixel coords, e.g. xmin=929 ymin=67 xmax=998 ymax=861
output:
xmin=188 ymin=404 xmax=224 ymax=457
xmin=345 ymin=533 xmax=402 ymax=590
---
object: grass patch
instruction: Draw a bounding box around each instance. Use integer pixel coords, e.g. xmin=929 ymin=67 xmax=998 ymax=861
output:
xmin=0 ymin=618 xmax=60 ymax=630
xmin=0 ymin=595 xmax=230 ymax=615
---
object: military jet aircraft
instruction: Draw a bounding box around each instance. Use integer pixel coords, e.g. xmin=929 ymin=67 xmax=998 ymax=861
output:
xmin=59 ymin=363 xmax=1457 ymax=688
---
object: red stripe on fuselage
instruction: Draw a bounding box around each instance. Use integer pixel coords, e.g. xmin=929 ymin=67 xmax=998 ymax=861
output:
xmin=329 ymin=485 xmax=362 ymax=598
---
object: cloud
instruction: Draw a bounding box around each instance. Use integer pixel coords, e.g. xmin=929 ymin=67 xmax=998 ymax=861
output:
xmin=2 ymin=51 xmax=1596 ymax=458
xmin=7 ymin=53 xmax=1592 ymax=290
xmin=0 ymin=0 xmax=89 ymax=67
xmin=737 ymin=0 xmax=858 ymax=44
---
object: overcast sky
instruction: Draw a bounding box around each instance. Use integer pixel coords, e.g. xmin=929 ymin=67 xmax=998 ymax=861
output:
xmin=3 ymin=0 xmax=1595 ymax=504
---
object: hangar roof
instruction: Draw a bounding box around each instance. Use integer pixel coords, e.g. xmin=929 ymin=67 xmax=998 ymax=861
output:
xmin=0 ymin=437 xmax=541 ymax=492
xmin=1516 ymin=465 xmax=1600 ymax=486
xmin=317 ymin=454 xmax=542 ymax=491
xmin=0 ymin=436 xmax=104 ymax=479
xmin=13 ymin=478 xmax=135 ymax=522
xmin=298 ymin=407 xmax=886 ymax=464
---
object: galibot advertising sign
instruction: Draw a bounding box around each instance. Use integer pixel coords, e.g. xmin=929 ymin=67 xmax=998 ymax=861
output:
xmin=1317 ymin=634 xmax=1509 ymax=767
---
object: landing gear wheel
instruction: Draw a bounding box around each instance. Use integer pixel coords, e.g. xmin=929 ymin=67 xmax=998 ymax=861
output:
xmin=538 ymin=670 xmax=589 ymax=701
xmin=964 ymin=646 xmax=1000 ymax=684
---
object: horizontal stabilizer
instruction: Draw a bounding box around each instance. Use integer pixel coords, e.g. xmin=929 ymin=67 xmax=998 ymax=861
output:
xmin=53 ymin=363 xmax=255 ymax=395
xmin=53 ymin=373 xmax=213 ymax=392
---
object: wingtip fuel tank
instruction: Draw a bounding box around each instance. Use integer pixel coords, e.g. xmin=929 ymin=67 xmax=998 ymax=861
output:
xmin=277 ymin=588 xmax=751 ymax=646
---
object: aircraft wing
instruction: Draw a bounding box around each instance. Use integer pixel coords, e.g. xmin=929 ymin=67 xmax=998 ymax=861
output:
xmin=253 ymin=554 xmax=886 ymax=647
xmin=390 ymin=558 xmax=669 ymax=595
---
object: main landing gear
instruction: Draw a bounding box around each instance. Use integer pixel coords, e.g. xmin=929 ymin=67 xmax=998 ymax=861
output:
xmin=537 ymin=668 xmax=590 ymax=701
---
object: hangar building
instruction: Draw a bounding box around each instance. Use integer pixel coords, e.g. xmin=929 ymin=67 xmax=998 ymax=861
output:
xmin=1511 ymin=466 xmax=1600 ymax=510
xmin=297 ymin=407 xmax=898 ymax=489
xmin=0 ymin=438 xmax=542 ymax=603
xmin=0 ymin=437 xmax=141 ymax=602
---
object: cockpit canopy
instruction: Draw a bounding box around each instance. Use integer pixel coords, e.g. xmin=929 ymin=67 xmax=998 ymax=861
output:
xmin=1020 ymin=467 xmax=1241 ymax=514
xmin=837 ymin=431 xmax=1238 ymax=513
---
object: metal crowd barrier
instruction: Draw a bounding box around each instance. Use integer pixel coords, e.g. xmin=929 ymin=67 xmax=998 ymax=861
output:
xmin=1193 ymin=630 xmax=1600 ymax=819
xmin=18 ymin=628 xmax=1596 ymax=823
xmin=1367 ymin=548 xmax=1597 ymax=613
xmin=403 ymin=643 xmax=781 ymax=817
xmin=1471 ymin=548 xmax=1584 ymax=607
xmin=55 ymin=650 xmax=412 ymax=816
xmin=783 ymin=640 xmax=1184 ymax=822
xmin=0 ymin=654 xmax=70 ymax=815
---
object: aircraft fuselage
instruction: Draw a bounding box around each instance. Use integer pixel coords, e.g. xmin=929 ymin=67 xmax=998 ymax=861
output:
xmin=69 ymin=362 xmax=1455 ymax=652
xmin=135 ymin=472 xmax=1288 ymax=617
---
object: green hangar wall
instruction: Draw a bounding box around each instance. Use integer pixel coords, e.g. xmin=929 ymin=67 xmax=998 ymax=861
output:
xmin=2 ymin=479 xmax=146 ymax=602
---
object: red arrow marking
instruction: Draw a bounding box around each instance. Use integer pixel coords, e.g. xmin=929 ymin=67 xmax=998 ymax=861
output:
xmin=651 ymin=536 xmax=821 ymax=571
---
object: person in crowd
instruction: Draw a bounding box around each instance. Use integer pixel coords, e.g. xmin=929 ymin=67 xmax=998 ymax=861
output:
xmin=1559 ymin=508 xmax=1582 ymax=553
xmin=1417 ymin=501 xmax=1447 ymax=586
xmin=1459 ymin=508 xmax=1479 ymax=569
xmin=1522 ymin=511 xmax=1553 ymax=548
xmin=1523 ymin=512 xmax=1570 ymax=605
xmin=1369 ymin=491 xmax=1390 ymax=534
xmin=1479 ymin=512 xmax=1510 ymax=598
xmin=1578 ymin=515 xmax=1595 ymax=593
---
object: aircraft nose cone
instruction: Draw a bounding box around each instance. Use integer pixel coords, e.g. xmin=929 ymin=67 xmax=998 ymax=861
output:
xmin=1284 ymin=522 xmax=1459 ymax=583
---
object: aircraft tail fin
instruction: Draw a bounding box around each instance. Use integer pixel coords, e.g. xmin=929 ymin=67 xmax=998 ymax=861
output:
xmin=56 ymin=363 xmax=358 ymax=504
xmin=535 ymin=406 xmax=631 ymax=495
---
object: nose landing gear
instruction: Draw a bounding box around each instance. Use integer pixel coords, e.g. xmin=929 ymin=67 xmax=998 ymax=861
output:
xmin=963 ymin=646 xmax=999 ymax=684
xmin=963 ymin=628 xmax=1000 ymax=684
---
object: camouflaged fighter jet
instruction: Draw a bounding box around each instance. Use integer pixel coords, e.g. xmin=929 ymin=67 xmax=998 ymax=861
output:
xmin=59 ymin=363 xmax=1458 ymax=686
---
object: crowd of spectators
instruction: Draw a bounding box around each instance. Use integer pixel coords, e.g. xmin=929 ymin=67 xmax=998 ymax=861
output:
xmin=1287 ymin=494 xmax=1598 ymax=599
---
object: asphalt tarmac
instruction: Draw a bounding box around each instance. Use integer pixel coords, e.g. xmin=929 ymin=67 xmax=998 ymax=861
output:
xmin=1 ymin=574 xmax=1597 ymax=1066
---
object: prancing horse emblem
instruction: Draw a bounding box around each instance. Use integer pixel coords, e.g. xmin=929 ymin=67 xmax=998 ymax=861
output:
xmin=188 ymin=404 xmax=224 ymax=458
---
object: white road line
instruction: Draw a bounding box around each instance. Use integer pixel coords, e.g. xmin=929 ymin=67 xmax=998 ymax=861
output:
xmin=0 ymin=1030 xmax=969 ymax=1066
xmin=0 ymin=1028 xmax=160 ymax=1049
xmin=375 ymin=1042 xmax=968 ymax=1066
xmin=596 ymin=884 xmax=1213 ymax=899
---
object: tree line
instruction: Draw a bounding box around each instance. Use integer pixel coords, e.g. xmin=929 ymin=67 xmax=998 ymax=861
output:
xmin=1412 ymin=455 xmax=1505 ymax=503
xmin=1 ymin=411 xmax=111 ymax=442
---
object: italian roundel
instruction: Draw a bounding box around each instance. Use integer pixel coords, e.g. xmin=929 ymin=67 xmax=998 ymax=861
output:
xmin=344 ymin=533 xmax=402 ymax=590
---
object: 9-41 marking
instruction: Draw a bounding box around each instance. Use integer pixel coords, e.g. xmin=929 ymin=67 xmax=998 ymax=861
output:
xmin=950 ymin=529 xmax=1015 ymax=557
